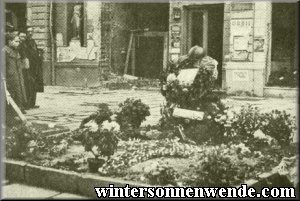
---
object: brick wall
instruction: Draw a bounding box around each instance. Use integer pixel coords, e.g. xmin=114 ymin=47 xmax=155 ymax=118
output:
xmin=27 ymin=2 xmax=52 ymax=85
xmin=99 ymin=3 xmax=112 ymax=78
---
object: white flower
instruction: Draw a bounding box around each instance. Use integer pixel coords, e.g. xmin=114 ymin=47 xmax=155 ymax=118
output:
xmin=101 ymin=120 xmax=120 ymax=132
xmin=279 ymin=77 xmax=284 ymax=80
xmin=110 ymin=114 xmax=117 ymax=121
xmin=227 ymin=111 xmax=234 ymax=119
xmin=167 ymin=73 xmax=177 ymax=83
xmin=293 ymin=71 xmax=297 ymax=75
xmin=207 ymin=115 xmax=211 ymax=120
xmin=27 ymin=140 xmax=37 ymax=147
xmin=182 ymin=88 xmax=188 ymax=92
xmin=110 ymin=121 xmax=120 ymax=132
xmin=220 ymin=115 xmax=227 ymax=121
xmin=85 ymin=120 xmax=98 ymax=132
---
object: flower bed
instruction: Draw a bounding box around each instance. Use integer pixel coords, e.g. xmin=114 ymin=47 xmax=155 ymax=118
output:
xmin=5 ymin=100 xmax=298 ymax=188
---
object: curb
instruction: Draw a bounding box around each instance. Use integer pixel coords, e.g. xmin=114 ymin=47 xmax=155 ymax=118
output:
xmin=4 ymin=159 xmax=296 ymax=198
xmin=4 ymin=159 xmax=150 ymax=198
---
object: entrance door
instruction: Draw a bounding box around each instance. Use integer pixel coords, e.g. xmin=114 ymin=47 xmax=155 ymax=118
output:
xmin=187 ymin=10 xmax=208 ymax=51
xmin=129 ymin=32 xmax=168 ymax=78
xmin=186 ymin=5 xmax=224 ymax=87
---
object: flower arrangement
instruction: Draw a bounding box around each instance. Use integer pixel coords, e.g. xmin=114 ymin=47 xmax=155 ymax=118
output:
xmin=116 ymin=98 xmax=150 ymax=129
xmin=80 ymin=119 xmax=119 ymax=172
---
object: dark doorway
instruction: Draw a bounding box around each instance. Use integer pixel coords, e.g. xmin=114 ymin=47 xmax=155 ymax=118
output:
xmin=5 ymin=3 xmax=27 ymax=31
xmin=135 ymin=36 xmax=164 ymax=78
xmin=267 ymin=3 xmax=297 ymax=87
xmin=187 ymin=4 xmax=224 ymax=87
xmin=110 ymin=3 xmax=169 ymax=77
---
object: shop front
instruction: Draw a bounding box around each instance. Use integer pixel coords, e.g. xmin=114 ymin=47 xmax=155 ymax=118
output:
xmin=169 ymin=2 xmax=297 ymax=97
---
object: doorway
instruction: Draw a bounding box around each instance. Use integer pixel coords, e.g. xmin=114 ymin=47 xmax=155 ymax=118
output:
xmin=110 ymin=3 xmax=169 ymax=78
xmin=133 ymin=32 xmax=168 ymax=79
xmin=186 ymin=4 xmax=224 ymax=86
xmin=267 ymin=3 xmax=297 ymax=87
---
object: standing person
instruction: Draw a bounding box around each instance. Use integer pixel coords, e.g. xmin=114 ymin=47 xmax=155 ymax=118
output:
xmin=18 ymin=30 xmax=31 ymax=109
xmin=4 ymin=32 xmax=28 ymax=113
xmin=24 ymin=26 xmax=44 ymax=108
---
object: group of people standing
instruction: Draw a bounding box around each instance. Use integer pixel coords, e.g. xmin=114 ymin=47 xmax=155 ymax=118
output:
xmin=4 ymin=26 xmax=44 ymax=116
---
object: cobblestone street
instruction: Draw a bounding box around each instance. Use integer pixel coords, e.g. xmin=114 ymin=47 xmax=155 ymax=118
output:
xmin=25 ymin=86 xmax=297 ymax=131
xmin=25 ymin=86 xmax=166 ymax=130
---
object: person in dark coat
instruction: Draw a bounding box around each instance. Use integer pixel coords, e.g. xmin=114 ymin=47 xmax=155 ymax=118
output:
xmin=4 ymin=32 xmax=28 ymax=112
xmin=22 ymin=26 xmax=44 ymax=108
xmin=19 ymin=30 xmax=34 ymax=109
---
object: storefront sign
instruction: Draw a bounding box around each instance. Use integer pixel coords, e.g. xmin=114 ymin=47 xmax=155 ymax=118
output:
xmin=231 ymin=3 xmax=253 ymax=11
xmin=170 ymin=48 xmax=180 ymax=54
xmin=232 ymin=70 xmax=249 ymax=81
xmin=171 ymin=25 xmax=181 ymax=34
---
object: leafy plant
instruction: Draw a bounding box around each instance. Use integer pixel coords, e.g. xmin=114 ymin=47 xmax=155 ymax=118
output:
xmin=79 ymin=103 xmax=113 ymax=128
xmin=116 ymin=98 xmax=150 ymax=129
xmin=260 ymin=110 xmax=296 ymax=146
xmin=5 ymin=123 xmax=39 ymax=159
xmin=215 ymin=106 xmax=296 ymax=146
xmin=144 ymin=160 xmax=179 ymax=186
xmin=184 ymin=148 xmax=246 ymax=187
xmin=80 ymin=122 xmax=118 ymax=160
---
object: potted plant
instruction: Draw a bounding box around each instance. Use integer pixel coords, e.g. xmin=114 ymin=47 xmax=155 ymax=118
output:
xmin=81 ymin=120 xmax=119 ymax=173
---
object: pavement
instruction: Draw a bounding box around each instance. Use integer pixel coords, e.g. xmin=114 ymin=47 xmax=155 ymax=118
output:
xmin=25 ymin=86 xmax=165 ymax=130
xmin=1 ymin=180 xmax=90 ymax=199
xmin=24 ymin=86 xmax=297 ymax=131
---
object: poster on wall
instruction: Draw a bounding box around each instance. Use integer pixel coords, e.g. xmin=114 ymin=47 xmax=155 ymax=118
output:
xmin=254 ymin=37 xmax=265 ymax=52
xmin=230 ymin=19 xmax=253 ymax=61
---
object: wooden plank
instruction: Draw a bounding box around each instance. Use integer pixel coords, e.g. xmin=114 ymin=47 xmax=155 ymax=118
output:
xmin=163 ymin=32 xmax=168 ymax=70
xmin=124 ymin=32 xmax=133 ymax=74
xmin=131 ymin=36 xmax=136 ymax=76
xmin=173 ymin=108 xmax=204 ymax=120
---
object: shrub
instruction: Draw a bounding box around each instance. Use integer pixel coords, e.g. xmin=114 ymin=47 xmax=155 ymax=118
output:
xmin=144 ymin=160 xmax=179 ymax=186
xmin=260 ymin=110 xmax=296 ymax=146
xmin=116 ymin=98 xmax=150 ymax=129
xmin=5 ymin=123 xmax=39 ymax=159
xmin=218 ymin=106 xmax=296 ymax=146
xmin=5 ymin=123 xmax=73 ymax=159
xmin=184 ymin=148 xmax=246 ymax=187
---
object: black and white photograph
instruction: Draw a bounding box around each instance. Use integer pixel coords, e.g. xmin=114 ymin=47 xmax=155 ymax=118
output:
xmin=1 ymin=0 xmax=299 ymax=199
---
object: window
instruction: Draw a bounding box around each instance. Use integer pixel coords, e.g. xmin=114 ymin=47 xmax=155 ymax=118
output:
xmin=54 ymin=3 xmax=87 ymax=47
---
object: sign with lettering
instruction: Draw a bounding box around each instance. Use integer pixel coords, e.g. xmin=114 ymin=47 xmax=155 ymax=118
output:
xmin=171 ymin=25 xmax=181 ymax=34
xmin=230 ymin=18 xmax=253 ymax=61
xmin=231 ymin=3 xmax=253 ymax=11
xmin=232 ymin=70 xmax=249 ymax=81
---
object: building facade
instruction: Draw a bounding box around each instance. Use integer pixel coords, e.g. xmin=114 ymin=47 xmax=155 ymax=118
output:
xmin=5 ymin=1 xmax=298 ymax=96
